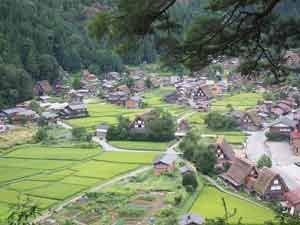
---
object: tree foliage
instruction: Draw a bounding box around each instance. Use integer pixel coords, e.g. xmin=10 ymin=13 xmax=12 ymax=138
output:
xmin=90 ymin=0 xmax=300 ymax=80
xmin=179 ymin=130 xmax=216 ymax=175
xmin=205 ymin=112 xmax=239 ymax=130
xmin=257 ymin=154 xmax=272 ymax=168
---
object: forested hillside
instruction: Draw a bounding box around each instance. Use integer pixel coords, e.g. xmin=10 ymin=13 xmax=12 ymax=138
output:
xmin=0 ymin=0 xmax=159 ymax=108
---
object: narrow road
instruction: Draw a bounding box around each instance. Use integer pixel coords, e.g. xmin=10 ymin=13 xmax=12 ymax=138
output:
xmin=34 ymin=166 xmax=151 ymax=224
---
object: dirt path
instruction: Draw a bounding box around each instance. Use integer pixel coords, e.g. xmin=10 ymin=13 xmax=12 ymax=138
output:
xmin=34 ymin=166 xmax=152 ymax=224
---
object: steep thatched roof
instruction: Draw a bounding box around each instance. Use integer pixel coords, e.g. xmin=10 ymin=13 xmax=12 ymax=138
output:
xmin=215 ymin=136 xmax=235 ymax=161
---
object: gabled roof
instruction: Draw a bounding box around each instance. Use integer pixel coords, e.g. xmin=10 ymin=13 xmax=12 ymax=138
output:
xmin=253 ymin=168 xmax=280 ymax=196
xmin=198 ymin=84 xmax=213 ymax=98
xmin=2 ymin=107 xmax=26 ymax=115
xmin=215 ymin=136 xmax=235 ymax=161
xmin=180 ymin=214 xmax=205 ymax=225
xmin=154 ymin=154 xmax=177 ymax=166
xmin=179 ymin=166 xmax=195 ymax=175
xmin=97 ymin=124 xmax=110 ymax=131
xmin=222 ymin=157 xmax=257 ymax=186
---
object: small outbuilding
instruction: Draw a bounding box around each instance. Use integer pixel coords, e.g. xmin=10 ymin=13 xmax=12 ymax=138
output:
xmin=96 ymin=124 xmax=110 ymax=140
xmin=284 ymin=189 xmax=300 ymax=216
xmin=153 ymin=154 xmax=177 ymax=176
xmin=180 ymin=214 xmax=205 ymax=225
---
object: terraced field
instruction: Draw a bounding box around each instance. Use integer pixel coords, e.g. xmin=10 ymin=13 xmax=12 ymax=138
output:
xmin=0 ymin=145 xmax=159 ymax=220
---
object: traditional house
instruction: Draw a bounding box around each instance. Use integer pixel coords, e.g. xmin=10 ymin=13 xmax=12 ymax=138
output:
xmin=129 ymin=110 xmax=157 ymax=133
xmin=284 ymin=190 xmax=300 ymax=216
xmin=221 ymin=157 xmax=258 ymax=190
xmin=116 ymin=85 xmax=131 ymax=94
xmin=60 ymin=104 xmax=88 ymax=119
xmin=133 ymin=80 xmax=146 ymax=93
xmin=191 ymin=84 xmax=213 ymax=101
xmin=16 ymin=110 xmax=40 ymax=122
xmin=125 ymin=96 xmax=143 ymax=109
xmin=153 ymin=154 xmax=177 ymax=176
xmin=180 ymin=214 xmax=205 ymax=225
xmin=253 ymin=168 xmax=288 ymax=201
xmin=96 ymin=124 xmax=110 ymax=140
xmin=105 ymin=72 xmax=121 ymax=81
xmin=68 ymin=91 xmax=84 ymax=104
xmin=215 ymin=136 xmax=235 ymax=168
xmin=290 ymin=130 xmax=300 ymax=155
xmin=269 ymin=117 xmax=298 ymax=135
xmin=107 ymin=91 xmax=129 ymax=106
xmin=240 ymin=109 xmax=262 ymax=131
xmin=33 ymin=80 xmax=52 ymax=96
xmin=2 ymin=107 xmax=26 ymax=120
xmin=41 ymin=112 xmax=59 ymax=124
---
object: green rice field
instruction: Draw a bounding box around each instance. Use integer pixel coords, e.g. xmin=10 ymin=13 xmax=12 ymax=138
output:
xmin=191 ymin=187 xmax=276 ymax=225
xmin=108 ymin=140 xmax=169 ymax=151
xmin=0 ymin=144 xmax=159 ymax=219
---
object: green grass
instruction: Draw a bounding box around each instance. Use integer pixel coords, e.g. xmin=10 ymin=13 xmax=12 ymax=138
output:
xmin=26 ymin=182 xmax=87 ymax=200
xmin=62 ymin=176 xmax=104 ymax=187
xmin=191 ymin=187 xmax=276 ymax=225
xmin=94 ymin=151 xmax=159 ymax=164
xmin=108 ymin=141 xmax=169 ymax=151
xmin=0 ymin=167 xmax=41 ymax=183
xmin=6 ymin=180 xmax=50 ymax=191
xmin=73 ymin=161 xmax=140 ymax=179
xmin=212 ymin=92 xmax=263 ymax=112
xmin=4 ymin=145 xmax=100 ymax=160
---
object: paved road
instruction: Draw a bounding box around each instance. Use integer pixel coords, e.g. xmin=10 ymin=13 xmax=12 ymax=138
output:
xmin=245 ymin=131 xmax=270 ymax=162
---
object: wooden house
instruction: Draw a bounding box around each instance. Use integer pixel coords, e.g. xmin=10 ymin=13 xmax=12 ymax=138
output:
xmin=269 ymin=117 xmax=298 ymax=135
xmin=60 ymin=104 xmax=88 ymax=119
xmin=179 ymin=165 xmax=195 ymax=176
xmin=153 ymin=154 xmax=177 ymax=176
xmin=164 ymin=92 xmax=178 ymax=104
xmin=253 ymin=168 xmax=288 ymax=201
xmin=215 ymin=136 xmax=235 ymax=169
xmin=2 ymin=107 xmax=27 ymax=121
xmin=129 ymin=110 xmax=158 ymax=133
xmin=133 ymin=80 xmax=146 ymax=93
xmin=107 ymin=91 xmax=129 ymax=106
xmin=191 ymin=84 xmax=213 ymax=101
xmin=221 ymin=157 xmax=258 ymax=190
xmin=125 ymin=96 xmax=143 ymax=109
xmin=290 ymin=130 xmax=300 ymax=155
xmin=33 ymin=80 xmax=52 ymax=96
xmin=240 ymin=109 xmax=262 ymax=131
xmin=180 ymin=214 xmax=205 ymax=225
xmin=96 ymin=124 xmax=110 ymax=140
xmin=284 ymin=190 xmax=300 ymax=216
xmin=116 ymin=84 xmax=131 ymax=94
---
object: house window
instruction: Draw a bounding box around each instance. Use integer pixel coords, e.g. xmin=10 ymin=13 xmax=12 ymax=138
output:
xmin=271 ymin=185 xmax=281 ymax=191
xmin=274 ymin=179 xmax=279 ymax=185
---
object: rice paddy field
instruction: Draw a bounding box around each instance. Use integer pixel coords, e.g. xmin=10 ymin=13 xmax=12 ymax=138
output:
xmin=0 ymin=144 xmax=159 ymax=220
xmin=191 ymin=187 xmax=276 ymax=225
xmin=212 ymin=92 xmax=263 ymax=112
xmin=66 ymin=87 xmax=190 ymax=131
xmin=108 ymin=140 xmax=170 ymax=151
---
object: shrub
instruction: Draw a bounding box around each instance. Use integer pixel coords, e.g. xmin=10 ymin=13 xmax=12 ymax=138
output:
xmin=265 ymin=132 xmax=289 ymax=141
xmin=182 ymin=173 xmax=198 ymax=192
xmin=72 ymin=127 xmax=88 ymax=141
xmin=257 ymin=154 xmax=272 ymax=168
xmin=33 ymin=128 xmax=48 ymax=143
xmin=205 ymin=112 xmax=239 ymax=130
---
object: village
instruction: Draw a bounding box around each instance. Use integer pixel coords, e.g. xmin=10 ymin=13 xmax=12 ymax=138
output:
xmin=1 ymin=52 xmax=300 ymax=225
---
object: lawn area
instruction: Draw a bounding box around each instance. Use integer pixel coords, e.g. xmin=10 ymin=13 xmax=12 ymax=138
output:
xmin=191 ymin=187 xmax=276 ymax=225
xmin=212 ymin=92 xmax=263 ymax=112
xmin=94 ymin=151 xmax=159 ymax=164
xmin=108 ymin=140 xmax=169 ymax=151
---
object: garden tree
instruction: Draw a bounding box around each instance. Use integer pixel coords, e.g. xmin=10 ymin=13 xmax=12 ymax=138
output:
xmin=33 ymin=127 xmax=48 ymax=143
xmin=72 ymin=127 xmax=88 ymax=141
xmin=179 ymin=130 xmax=217 ymax=175
xmin=107 ymin=116 xmax=131 ymax=140
xmin=72 ymin=75 xmax=82 ymax=90
xmin=182 ymin=172 xmax=198 ymax=192
xmin=7 ymin=198 xmax=40 ymax=225
xmin=155 ymin=208 xmax=178 ymax=225
xmin=257 ymin=154 xmax=272 ymax=168
xmin=90 ymin=0 xmax=300 ymax=81
xmin=205 ymin=112 xmax=239 ymax=130
xmin=146 ymin=109 xmax=176 ymax=141
xmin=29 ymin=100 xmax=41 ymax=114
xmin=145 ymin=77 xmax=153 ymax=89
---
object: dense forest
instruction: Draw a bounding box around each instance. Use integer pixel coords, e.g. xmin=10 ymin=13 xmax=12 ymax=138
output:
xmin=0 ymin=0 xmax=202 ymax=108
